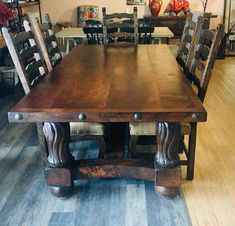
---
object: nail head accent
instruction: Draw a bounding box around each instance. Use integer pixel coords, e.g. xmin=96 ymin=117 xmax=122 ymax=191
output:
xmin=192 ymin=113 xmax=197 ymax=120
xmin=14 ymin=113 xmax=23 ymax=120
xmin=78 ymin=113 xmax=87 ymax=121
xmin=134 ymin=113 xmax=142 ymax=121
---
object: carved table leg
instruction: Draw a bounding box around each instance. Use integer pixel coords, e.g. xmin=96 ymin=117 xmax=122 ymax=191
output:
xmin=155 ymin=122 xmax=181 ymax=197
xmin=43 ymin=122 xmax=74 ymax=197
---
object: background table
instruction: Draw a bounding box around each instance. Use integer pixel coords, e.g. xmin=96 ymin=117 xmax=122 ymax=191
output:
xmin=56 ymin=27 xmax=174 ymax=54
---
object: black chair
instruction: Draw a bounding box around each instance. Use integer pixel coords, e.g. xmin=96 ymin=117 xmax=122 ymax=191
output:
xmin=83 ymin=27 xmax=103 ymax=45
xmin=138 ymin=27 xmax=154 ymax=44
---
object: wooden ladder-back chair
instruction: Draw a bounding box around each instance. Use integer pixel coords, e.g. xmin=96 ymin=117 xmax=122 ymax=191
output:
xmin=27 ymin=17 xmax=106 ymax=160
xmin=102 ymin=7 xmax=138 ymax=45
xmin=37 ymin=14 xmax=62 ymax=67
xmin=1 ymin=25 xmax=47 ymax=95
xmin=176 ymin=13 xmax=203 ymax=71
xmin=129 ymin=24 xmax=224 ymax=180
xmin=2 ymin=23 xmax=49 ymax=164
xmin=180 ymin=24 xmax=224 ymax=179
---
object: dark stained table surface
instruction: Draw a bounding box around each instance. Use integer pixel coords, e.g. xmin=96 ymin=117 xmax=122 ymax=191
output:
xmin=8 ymin=44 xmax=206 ymax=123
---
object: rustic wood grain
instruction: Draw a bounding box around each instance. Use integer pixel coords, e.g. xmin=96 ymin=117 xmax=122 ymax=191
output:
xmin=8 ymin=45 xmax=206 ymax=123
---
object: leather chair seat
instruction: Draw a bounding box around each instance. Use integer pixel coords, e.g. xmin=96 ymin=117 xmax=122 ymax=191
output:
xmin=129 ymin=122 xmax=191 ymax=136
xmin=70 ymin=122 xmax=104 ymax=136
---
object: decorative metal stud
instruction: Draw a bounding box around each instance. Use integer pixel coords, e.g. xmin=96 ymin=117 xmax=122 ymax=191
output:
xmin=78 ymin=113 xmax=87 ymax=121
xmin=134 ymin=113 xmax=142 ymax=121
xmin=192 ymin=113 xmax=197 ymax=120
xmin=14 ymin=113 xmax=23 ymax=120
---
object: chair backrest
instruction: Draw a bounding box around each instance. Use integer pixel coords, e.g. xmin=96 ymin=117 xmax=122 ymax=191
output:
xmin=41 ymin=14 xmax=62 ymax=66
xmin=29 ymin=16 xmax=62 ymax=72
xmin=83 ymin=27 xmax=103 ymax=45
xmin=176 ymin=13 xmax=203 ymax=70
xmin=1 ymin=23 xmax=48 ymax=94
xmin=102 ymin=7 xmax=138 ymax=45
xmin=186 ymin=24 xmax=224 ymax=102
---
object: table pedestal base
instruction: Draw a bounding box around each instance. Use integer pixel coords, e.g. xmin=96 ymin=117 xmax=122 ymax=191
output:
xmin=42 ymin=122 xmax=181 ymax=198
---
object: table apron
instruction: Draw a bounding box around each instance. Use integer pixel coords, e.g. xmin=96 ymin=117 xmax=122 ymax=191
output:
xmin=8 ymin=111 xmax=207 ymax=123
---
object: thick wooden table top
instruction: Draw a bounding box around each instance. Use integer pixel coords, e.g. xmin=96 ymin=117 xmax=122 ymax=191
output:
xmin=9 ymin=45 xmax=206 ymax=123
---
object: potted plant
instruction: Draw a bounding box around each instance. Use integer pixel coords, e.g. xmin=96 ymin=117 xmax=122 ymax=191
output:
xmin=0 ymin=0 xmax=12 ymax=28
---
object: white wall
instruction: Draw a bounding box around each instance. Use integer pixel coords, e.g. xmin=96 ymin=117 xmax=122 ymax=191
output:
xmin=40 ymin=0 xmax=224 ymax=28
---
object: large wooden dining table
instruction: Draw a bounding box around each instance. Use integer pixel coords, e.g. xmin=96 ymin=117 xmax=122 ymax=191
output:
xmin=8 ymin=44 xmax=207 ymax=198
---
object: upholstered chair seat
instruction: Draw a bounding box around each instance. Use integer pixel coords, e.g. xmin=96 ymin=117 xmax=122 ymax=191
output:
xmin=129 ymin=122 xmax=191 ymax=136
xmin=70 ymin=122 xmax=104 ymax=136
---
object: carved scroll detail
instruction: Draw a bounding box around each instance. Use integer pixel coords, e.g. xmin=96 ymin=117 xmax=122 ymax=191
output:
xmin=155 ymin=122 xmax=181 ymax=168
xmin=43 ymin=122 xmax=73 ymax=167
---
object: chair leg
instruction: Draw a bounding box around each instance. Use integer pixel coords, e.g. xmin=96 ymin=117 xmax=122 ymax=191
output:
xmin=178 ymin=135 xmax=185 ymax=154
xmin=186 ymin=123 xmax=197 ymax=180
xmin=98 ymin=135 xmax=106 ymax=158
xmin=129 ymin=135 xmax=139 ymax=158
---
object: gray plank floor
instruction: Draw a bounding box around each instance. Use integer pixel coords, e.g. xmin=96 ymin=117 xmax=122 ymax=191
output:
xmin=0 ymin=123 xmax=191 ymax=226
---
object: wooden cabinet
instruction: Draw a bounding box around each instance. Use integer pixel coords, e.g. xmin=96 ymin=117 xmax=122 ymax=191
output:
xmin=144 ymin=15 xmax=186 ymax=37
xmin=223 ymin=0 xmax=235 ymax=56
xmin=144 ymin=14 xmax=217 ymax=37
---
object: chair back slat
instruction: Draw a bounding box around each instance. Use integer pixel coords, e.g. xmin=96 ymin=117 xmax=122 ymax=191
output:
xmin=19 ymin=45 xmax=39 ymax=60
xmin=13 ymin=31 xmax=32 ymax=45
xmin=103 ymin=7 xmax=138 ymax=45
xmin=25 ymin=60 xmax=44 ymax=75
xmin=105 ymin=13 xmax=134 ymax=20
xmin=186 ymin=24 xmax=224 ymax=102
xmin=176 ymin=14 xmax=203 ymax=70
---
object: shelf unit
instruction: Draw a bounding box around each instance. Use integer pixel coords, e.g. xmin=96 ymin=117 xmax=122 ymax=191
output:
xmin=223 ymin=0 xmax=235 ymax=56
xmin=6 ymin=0 xmax=42 ymax=26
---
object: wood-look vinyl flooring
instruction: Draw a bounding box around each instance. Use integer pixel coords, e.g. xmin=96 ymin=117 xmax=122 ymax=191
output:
xmin=0 ymin=123 xmax=190 ymax=226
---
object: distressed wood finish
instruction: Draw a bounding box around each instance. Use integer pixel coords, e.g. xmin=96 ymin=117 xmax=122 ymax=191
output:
xmin=43 ymin=122 xmax=74 ymax=197
xmin=8 ymin=44 xmax=207 ymax=197
xmin=8 ymin=45 xmax=206 ymax=123
xmin=156 ymin=122 xmax=181 ymax=167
